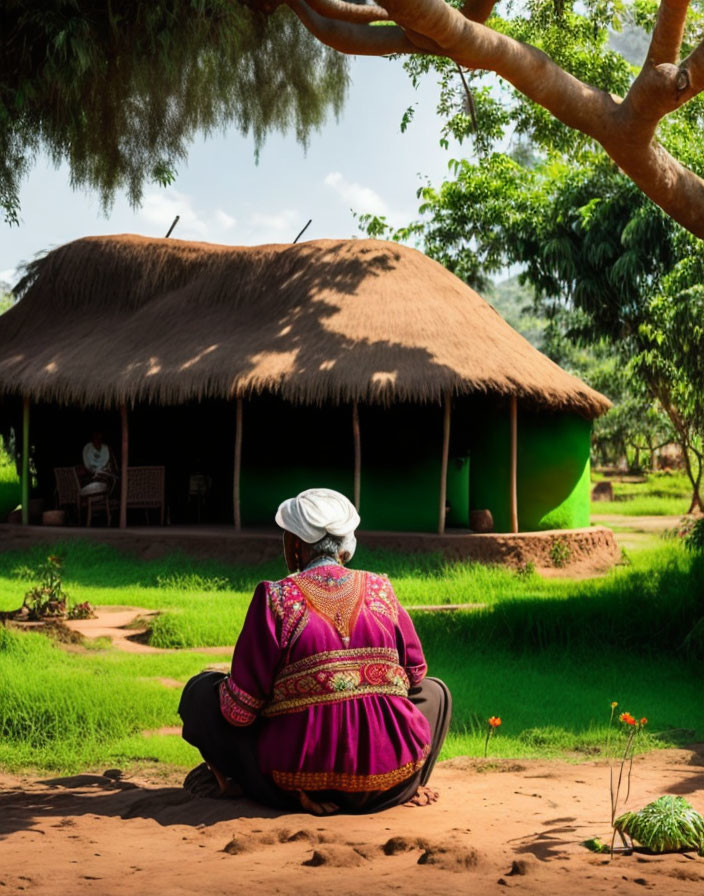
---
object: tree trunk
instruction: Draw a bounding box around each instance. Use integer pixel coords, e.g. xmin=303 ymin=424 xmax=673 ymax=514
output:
xmin=686 ymin=450 xmax=704 ymax=513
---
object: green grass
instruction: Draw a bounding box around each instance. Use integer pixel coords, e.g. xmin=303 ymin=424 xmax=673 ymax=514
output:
xmin=0 ymin=445 xmax=20 ymax=520
xmin=0 ymin=622 xmax=699 ymax=774
xmin=0 ymin=540 xmax=699 ymax=653
xmin=0 ymin=626 xmax=220 ymax=772
xmin=436 ymin=645 xmax=700 ymax=760
xmin=591 ymin=496 xmax=689 ymax=516
xmin=0 ymin=537 xmax=702 ymax=774
xmin=591 ymin=470 xmax=691 ymax=516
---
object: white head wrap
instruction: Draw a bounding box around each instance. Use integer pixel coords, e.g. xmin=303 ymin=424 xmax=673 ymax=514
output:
xmin=275 ymin=488 xmax=360 ymax=556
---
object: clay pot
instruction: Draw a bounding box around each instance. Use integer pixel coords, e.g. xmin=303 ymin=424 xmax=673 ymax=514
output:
xmin=470 ymin=509 xmax=494 ymax=533
xmin=42 ymin=510 xmax=66 ymax=526
xmin=591 ymin=480 xmax=614 ymax=502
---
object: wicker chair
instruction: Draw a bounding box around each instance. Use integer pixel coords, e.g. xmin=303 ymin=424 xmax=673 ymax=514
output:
xmin=124 ymin=465 xmax=165 ymax=524
xmin=54 ymin=466 xmax=112 ymax=526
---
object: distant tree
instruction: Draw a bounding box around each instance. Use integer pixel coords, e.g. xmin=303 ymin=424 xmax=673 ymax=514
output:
xmin=635 ymin=288 xmax=704 ymax=509
xmin=486 ymin=276 xmax=548 ymax=349
xmin=565 ymin=344 xmax=676 ymax=471
xmin=1 ymin=1 xmax=348 ymax=223
xmin=486 ymin=280 xmax=676 ymax=472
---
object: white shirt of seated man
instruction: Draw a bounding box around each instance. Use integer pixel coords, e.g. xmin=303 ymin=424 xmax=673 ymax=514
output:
xmin=83 ymin=441 xmax=110 ymax=475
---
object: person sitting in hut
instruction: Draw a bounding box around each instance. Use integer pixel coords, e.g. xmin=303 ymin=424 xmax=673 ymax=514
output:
xmin=179 ymin=487 xmax=452 ymax=814
xmin=78 ymin=430 xmax=117 ymax=496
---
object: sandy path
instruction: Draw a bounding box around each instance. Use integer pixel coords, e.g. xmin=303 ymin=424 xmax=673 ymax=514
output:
xmin=1 ymin=748 xmax=702 ymax=895
xmin=58 ymin=606 xmax=232 ymax=655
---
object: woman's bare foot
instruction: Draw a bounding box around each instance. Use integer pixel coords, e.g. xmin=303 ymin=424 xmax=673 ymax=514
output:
xmin=209 ymin=763 xmax=244 ymax=798
xmin=404 ymin=785 xmax=439 ymax=807
xmin=183 ymin=762 xmax=243 ymax=799
xmin=297 ymin=790 xmax=340 ymax=816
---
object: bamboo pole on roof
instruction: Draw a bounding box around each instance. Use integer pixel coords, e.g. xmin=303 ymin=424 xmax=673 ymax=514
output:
xmin=233 ymin=398 xmax=243 ymax=530
xmin=21 ymin=397 xmax=30 ymax=525
xmin=438 ymin=393 xmax=451 ymax=535
xmin=352 ymin=400 xmax=361 ymax=513
xmin=510 ymin=396 xmax=518 ymax=534
xmin=119 ymin=404 xmax=129 ymax=529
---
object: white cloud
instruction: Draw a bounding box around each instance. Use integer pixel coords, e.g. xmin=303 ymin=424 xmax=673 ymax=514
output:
xmin=138 ymin=189 xmax=241 ymax=244
xmin=214 ymin=209 xmax=236 ymax=230
xmin=324 ymin=172 xmax=389 ymax=217
xmin=139 ymin=189 xmax=208 ymax=239
xmin=247 ymin=209 xmax=301 ymax=242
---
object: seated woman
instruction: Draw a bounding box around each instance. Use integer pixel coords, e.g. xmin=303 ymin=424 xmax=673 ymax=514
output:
xmin=179 ymin=488 xmax=452 ymax=814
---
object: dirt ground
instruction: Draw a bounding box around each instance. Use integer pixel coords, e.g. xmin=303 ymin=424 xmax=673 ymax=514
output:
xmin=1 ymin=747 xmax=703 ymax=896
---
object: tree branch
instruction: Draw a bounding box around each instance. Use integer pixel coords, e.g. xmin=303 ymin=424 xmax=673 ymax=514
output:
xmin=680 ymin=38 xmax=704 ymax=94
xmin=647 ymin=0 xmax=690 ymax=66
xmin=287 ymin=0 xmax=704 ymax=237
xmin=379 ymin=0 xmax=620 ymax=141
xmin=288 ymin=0 xmax=417 ymax=54
xmin=378 ymin=0 xmax=704 ymax=237
xmin=304 ymin=0 xmax=389 ymax=24
xmin=460 ymin=0 xmax=498 ymax=26
xmin=401 ymin=27 xmax=446 ymax=53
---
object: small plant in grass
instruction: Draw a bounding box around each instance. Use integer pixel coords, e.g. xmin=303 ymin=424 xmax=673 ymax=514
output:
xmin=514 ymin=561 xmax=535 ymax=580
xmin=549 ymin=538 xmax=571 ymax=568
xmin=22 ymin=555 xmax=68 ymax=620
xmin=618 ymin=547 xmax=632 ymax=567
xmin=607 ymin=705 xmax=648 ymax=855
xmin=614 ymin=796 xmax=704 ymax=855
xmin=483 ymin=716 xmax=501 ymax=757
xmin=684 ymin=517 xmax=704 ymax=553
xmin=67 ymin=601 xmax=96 ymax=620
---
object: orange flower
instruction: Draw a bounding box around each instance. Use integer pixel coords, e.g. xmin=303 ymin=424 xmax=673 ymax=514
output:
xmin=488 ymin=716 xmax=502 ymax=728
xmin=619 ymin=712 xmax=636 ymax=726
xmin=640 ymin=717 xmax=648 ymax=727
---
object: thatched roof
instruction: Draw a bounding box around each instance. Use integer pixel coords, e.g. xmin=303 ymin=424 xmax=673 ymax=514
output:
xmin=0 ymin=234 xmax=610 ymax=417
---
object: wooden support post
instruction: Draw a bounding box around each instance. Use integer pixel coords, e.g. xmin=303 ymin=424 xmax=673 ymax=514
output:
xmin=510 ymin=395 xmax=518 ymax=534
xmin=438 ymin=393 xmax=451 ymax=535
xmin=233 ymin=398 xmax=243 ymax=531
xmin=352 ymin=400 xmax=361 ymax=513
xmin=120 ymin=403 xmax=129 ymax=529
xmin=21 ymin=396 xmax=30 ymax=526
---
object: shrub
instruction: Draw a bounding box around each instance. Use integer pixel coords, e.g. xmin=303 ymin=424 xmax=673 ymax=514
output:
xmin=615 ymin=796 xmax=704 ymax=855
xmin=549 ymin=538 xmax=571 ymax=568
xmin=23 ymin=555 xmax=68 ymax=620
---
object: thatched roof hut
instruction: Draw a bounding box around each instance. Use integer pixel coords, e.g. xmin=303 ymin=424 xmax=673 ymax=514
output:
xmin=0 ymin=234 xmax=608 ymax=415
xmin=0 ymin=235 xmax=609 ymax=534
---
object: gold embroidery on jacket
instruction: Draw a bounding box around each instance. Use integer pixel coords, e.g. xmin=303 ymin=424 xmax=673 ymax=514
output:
xmin=262 ymin=647 xmax=410 ymax=717
xmin=295 ymin=570 xmax=367 ymax=645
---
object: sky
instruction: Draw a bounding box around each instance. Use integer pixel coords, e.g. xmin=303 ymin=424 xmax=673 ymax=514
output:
xmin=0 ymin=55 xmax=460 ymax=288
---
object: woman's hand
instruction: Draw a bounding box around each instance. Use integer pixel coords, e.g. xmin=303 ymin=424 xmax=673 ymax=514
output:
xmin=297 ymin=790 xmax=340 ymax=816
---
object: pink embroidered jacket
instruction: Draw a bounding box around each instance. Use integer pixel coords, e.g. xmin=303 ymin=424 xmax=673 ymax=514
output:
xmin=219 ymin=564 xmax=431 ymax=793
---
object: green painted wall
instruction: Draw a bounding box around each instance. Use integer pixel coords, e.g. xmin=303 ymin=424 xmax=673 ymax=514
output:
xmin=469 ymin=406 xmax=592 ymax=532
xmin=446 ymin=456 xmax=470 ymax=528
xmin=517 ymin=413 xmax=591 ymax=530
xmin=239 ymin=401 xmax=463 ymax=532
